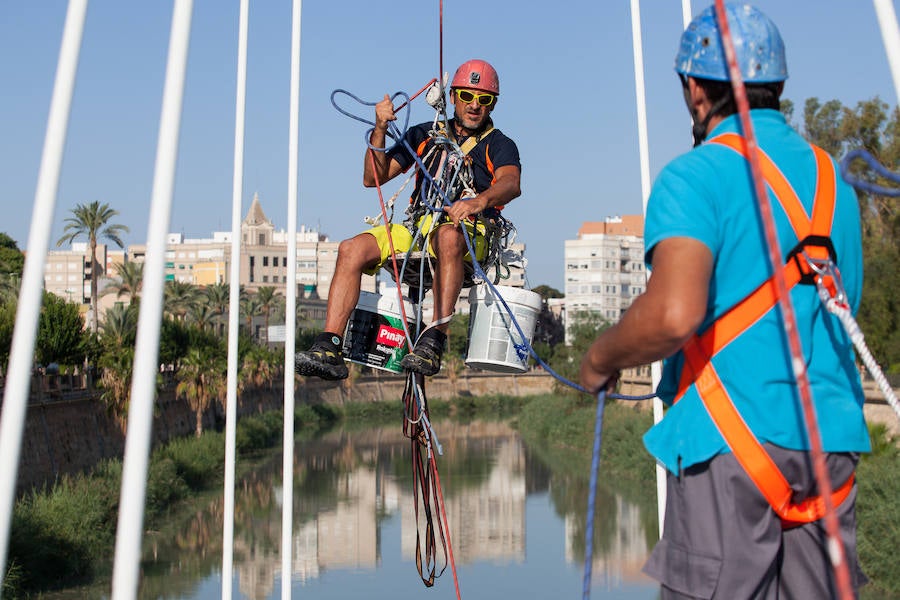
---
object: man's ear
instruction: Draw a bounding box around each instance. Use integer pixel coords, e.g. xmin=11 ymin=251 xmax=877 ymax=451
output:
xmin=686 ymin=77 xmax=704 ymax=110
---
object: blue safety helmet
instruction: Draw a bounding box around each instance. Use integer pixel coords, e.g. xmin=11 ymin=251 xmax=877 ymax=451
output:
xmin=675 ymin=3 xmax=787 ymax=83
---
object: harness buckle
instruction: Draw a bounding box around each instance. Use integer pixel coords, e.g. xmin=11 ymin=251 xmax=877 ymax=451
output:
xmin=786 ymin=235 xmax=837 ymax=285
xmin=786 ymin=235 xmax=847 ymax=306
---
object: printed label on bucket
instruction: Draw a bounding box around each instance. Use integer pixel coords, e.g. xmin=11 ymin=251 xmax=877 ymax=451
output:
xmin=343 ymin=308 xmax=410 ymax=374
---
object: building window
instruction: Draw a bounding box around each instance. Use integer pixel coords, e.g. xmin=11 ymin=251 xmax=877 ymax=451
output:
xmin=263 ymin=256 xmax=269 ymax=267
xmin=262 ymin=275 xmax=268 ymax=283
xmin=258 ymin=234 xmax=266 ymax=246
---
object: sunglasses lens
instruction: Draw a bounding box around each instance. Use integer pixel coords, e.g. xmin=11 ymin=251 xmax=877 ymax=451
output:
xmin=456 ymin=89 xmax=494 ymax=106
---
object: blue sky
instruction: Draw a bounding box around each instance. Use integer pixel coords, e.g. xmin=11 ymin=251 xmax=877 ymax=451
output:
xmin=1 ymin=1 xmax=898 ymax=290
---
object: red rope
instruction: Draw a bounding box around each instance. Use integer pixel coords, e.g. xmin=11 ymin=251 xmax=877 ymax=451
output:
xmin=712 ymin=2 xmax=854 ymax=598
xmin=392 ymin=78 xmax=438 ymax=115
xmin=368 ymin=135 xmax=463 ymax=600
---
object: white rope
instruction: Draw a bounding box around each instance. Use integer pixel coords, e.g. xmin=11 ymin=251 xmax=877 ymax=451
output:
xmin=111 ymin=1 xmax=193 ymax=598
xmin=822 ymin=295 xmax=900 ymax=421
xmin=221 ymin=1 xmax=249 ymax=598
xmin=0 ymin=1 xmax=88 ymax=594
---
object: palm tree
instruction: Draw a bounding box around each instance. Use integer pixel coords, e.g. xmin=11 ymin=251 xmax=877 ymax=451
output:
xmin=176 ymin=346 xmax=226 ymax=437
xmin=240 ymin=296 xmax=262 ymax=341
xmin=164 ymin=280 xmax=201 ymax=322
xmin=98 ymin=346 xmax=134 ymax=434
xmin=204 ymin=282 xmax=231 ymax=336
xmin=186 ymin=302 xmax=218 ymax=333
xmin=254 ymin=286 xmax=282 ymax=347
xmin=99 ymin=303 xmax=138 ymax=349
xmin=57 ymin=201 xmax=129 ymax=333
xmin=102 ymin=261 xmax=143 ymax=305
xmin=240 ymin=346 xmax=280 ymax=392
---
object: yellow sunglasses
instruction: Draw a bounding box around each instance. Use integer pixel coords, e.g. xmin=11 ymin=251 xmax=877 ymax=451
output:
xmin=455 ymin=89 xmax=496 ymax=106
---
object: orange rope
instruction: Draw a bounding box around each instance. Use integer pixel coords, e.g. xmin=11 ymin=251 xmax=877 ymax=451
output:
xmin=712 ymin=2 xmax=854 ymax=598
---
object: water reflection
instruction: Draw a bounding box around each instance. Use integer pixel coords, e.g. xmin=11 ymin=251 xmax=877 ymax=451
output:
xmin=134 ymin=420 xmax=657 ymax=599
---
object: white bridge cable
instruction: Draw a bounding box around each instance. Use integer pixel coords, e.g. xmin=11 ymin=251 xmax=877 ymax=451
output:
xmin=873 ymin=0 xmax=900 ymax=105
xmin=110 ymin=1 xmax=194 ymax=599
xmin=0 ymin=1 xmax=89 ymax=595
xmin=629 ymin=0 xmax=668 ymax=539
xmin=281 ymin=1 xmax=302 ymax=598
xmin=222 ymin=1 xmax=249 ymax=598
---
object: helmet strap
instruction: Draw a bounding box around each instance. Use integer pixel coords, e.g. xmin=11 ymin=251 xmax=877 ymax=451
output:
xmin=682 ymin=80 xmax=733 ymax=147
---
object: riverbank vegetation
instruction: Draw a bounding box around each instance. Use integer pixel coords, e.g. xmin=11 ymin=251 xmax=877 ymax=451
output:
xmin=5 ymin=394 xmax=896 ymax=598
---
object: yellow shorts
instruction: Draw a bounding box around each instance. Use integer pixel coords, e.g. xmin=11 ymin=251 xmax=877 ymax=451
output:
xmin=363 ymin=214 xmax=488 ymax=276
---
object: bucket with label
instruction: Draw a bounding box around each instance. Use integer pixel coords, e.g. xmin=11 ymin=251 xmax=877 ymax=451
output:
xmin=465 ymin=285 xmax=542 ymax=374
xmin=343 ymin=291 xmax=413 ymax=374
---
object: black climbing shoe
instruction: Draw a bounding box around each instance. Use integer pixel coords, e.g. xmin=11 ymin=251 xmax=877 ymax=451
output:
xmin=295 ymin=338 xmax=348 ymax=381
xmin=400 ymin=332 xmax=445 ymax=376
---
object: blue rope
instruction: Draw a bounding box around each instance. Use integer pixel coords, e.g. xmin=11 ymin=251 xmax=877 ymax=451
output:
xmin=840 ymin=148 xmax=900 ymax=197
xmin=582 ymin=390 xmax=607 ymax=600
xmin=331 ymin=88 xmax=655 ymax=599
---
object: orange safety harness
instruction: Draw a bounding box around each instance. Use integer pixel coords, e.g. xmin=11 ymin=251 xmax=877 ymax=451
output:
xmin=673 ymin=132 xmax=854 ymax=529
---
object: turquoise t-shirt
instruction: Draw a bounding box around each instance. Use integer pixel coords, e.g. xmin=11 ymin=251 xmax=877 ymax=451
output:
xmin=643 ymin=110 xmax=870 ymax=474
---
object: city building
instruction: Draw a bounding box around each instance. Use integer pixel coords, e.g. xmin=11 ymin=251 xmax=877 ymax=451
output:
xmin=44 ymin=242 xmax=126 ymax=323
xmin=127 ymin=192 xmax=368 ymax=301
xmin=563 ymin=216 xmax=646 ymax=338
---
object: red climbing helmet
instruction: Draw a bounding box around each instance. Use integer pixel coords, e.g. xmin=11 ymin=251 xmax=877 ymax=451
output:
xmin=450 ymin=59 xmax=499 ymax=95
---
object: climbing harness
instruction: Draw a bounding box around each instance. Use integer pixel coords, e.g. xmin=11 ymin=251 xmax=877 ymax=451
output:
xmin=675 ymin=134 xmax=859 ymax=530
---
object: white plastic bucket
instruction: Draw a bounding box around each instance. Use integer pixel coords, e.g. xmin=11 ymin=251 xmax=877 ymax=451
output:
xmin=465 ymin=285 xmax=542 ymax=374
xmin=343 ymin=291 xmax=413 ymax=374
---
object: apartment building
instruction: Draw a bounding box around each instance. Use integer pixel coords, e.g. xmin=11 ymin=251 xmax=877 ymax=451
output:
xmin=44 ymin=242 xmax=126 ymax=321
xmin=564 ymin=216 xmax=646 ymax=330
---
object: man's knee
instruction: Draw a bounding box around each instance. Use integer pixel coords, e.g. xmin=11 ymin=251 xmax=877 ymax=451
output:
xmin=430 ymin=224 xmax=467 ymax=257
xmin=338 ymin=233 xmax=381 ymax=268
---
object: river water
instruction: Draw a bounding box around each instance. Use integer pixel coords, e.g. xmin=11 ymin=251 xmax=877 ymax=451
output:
xmin=56 ymin=419 xmax=662 ymax=599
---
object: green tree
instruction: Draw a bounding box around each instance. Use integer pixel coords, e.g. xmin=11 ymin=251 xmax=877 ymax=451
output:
xmin=163 ymin=280 xmax=201 ymax=322
xmin=549 ymin=310 xmax=610 ymax=397
xmin=35 ymin=292 xmax=86 ymax=367
xmin=240 ymin=345 xmax=280 ymax=393
xmin=254 ymin=286 xmax=282 ymax=348
xmin=102 ymin=261 xmax=143 ymax=305
xmin=240 ymin=296 xmax=262 ymax=341
xmin=176 ymin=346 xmax=227 ymax=437
xmin=186 ymin=302 xmax=219 ymax=333
xmin=98 ymin=346 xmax=134 ymax=433
xmin=798 ymin=96 xmax=900 ymax=371
xmin=0 ymin=233 xmax=25 ymax=278
xmin=99 ymin=303 xmax=138 ymax=350
xmin=204 ymin=282 xmax=231 ymax=336
xmin=0 ymin=299 xmax=16 ymax=372
xmin=0 ymin=274 xmax=20 ymax=303
xmin=531 ymin=284 xmax=564 ymax=299
xmin=158 ymin=317 xmax=191 ymax=367
xmin=56 ymin=202 xmax=129 ymax=333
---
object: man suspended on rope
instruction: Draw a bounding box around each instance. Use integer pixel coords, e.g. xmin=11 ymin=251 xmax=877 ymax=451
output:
xmin=579 ymin=4 xmax=870 ymax=598
xmin=296 ymin=59 xmax=521 ymax=380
